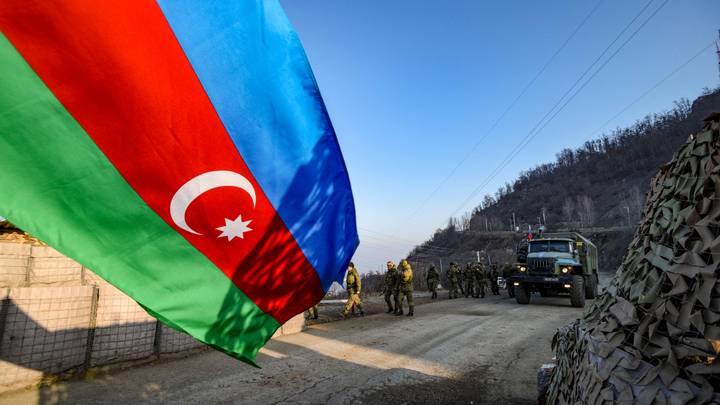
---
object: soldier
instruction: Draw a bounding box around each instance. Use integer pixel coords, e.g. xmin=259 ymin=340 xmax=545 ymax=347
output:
xmin=383 ymin=261 xmax=400 ymax=313
xmin=458 ymin=265 xmax=465 ymax=297
xmin=396 ymin=259 xmax=414 ymax=316
xmin=307 ymin=304 xmax=319 ymax=320
xmin=426 ymin=265 xmax=440 ymax=299
xmin=474 ymin=262 xmax=487 ymax=298
xmin=447 ymin=262 xmax=461 ymax=299
xmin=341 ymin=262 xmax=364 ymax=317
xmin=490 ymin=264 xmax=500 ymax=295
xmin=463 ymin=263 xmax=475 ymax=298
xmin=501 ymin=263 xmax=515 ymax=297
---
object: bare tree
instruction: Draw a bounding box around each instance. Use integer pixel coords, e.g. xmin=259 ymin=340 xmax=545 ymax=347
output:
xmin=459 ymin=212 xmax=472 ymax=231
xmin=482 ymin=194 xmax=495 ymax=210
xmin=562 ymin=197 xmax=575 ymax=224
xmin=489 ymin=216 xmax=503 ymax=231
xmin=577 ymin=195 xmax=595 ymax=227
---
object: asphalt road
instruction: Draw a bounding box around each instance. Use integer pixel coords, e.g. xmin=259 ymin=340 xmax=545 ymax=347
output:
xmin=1 ymin=292 xmax=585 ymax=405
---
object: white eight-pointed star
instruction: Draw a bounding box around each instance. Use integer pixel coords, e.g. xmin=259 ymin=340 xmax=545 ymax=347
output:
xmin=216 ymin=214 xmax=253 ymax=241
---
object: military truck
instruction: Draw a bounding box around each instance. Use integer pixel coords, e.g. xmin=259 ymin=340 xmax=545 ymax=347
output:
xmin=509 ymin=232 xmax=598 ymax=307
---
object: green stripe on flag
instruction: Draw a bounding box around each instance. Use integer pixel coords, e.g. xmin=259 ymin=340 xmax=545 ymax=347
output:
xmin=0 ymin=32 xmax=280 ymax=365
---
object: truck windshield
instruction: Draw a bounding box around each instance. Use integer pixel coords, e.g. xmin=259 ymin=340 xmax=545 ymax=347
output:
xmin=529 ymin=241 xmax=571 ymax=253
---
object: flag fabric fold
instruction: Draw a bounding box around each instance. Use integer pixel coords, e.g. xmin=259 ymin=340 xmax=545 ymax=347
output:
xmin=0 ymin=0 xmax=357 ymax=365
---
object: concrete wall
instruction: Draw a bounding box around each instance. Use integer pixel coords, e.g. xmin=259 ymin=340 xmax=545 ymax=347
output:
xmin=28 ymin=246 xmax=83 ymax=286
xmin=0 ymin=243 xmax=30 ymax=287
xmin=0 ymin=242 xmax=306 ymax=391
xmin=0 ymin=286 xmax=94 ymax=388
xmin=90 ymin=282 xmax=156 ymax=366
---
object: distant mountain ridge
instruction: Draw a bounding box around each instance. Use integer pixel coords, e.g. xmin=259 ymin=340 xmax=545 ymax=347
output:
xmin=409 ymin=88 xmax=720 ymax=272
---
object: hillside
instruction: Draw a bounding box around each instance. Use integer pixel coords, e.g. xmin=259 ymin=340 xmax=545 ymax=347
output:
xmin=407 ymin=88 xmax=720 ymax=275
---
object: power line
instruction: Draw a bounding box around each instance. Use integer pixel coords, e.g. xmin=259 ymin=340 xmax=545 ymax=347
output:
xmin=448 ymin=0 xmax=661 ymax=217
xmin=398 ymin=0 xmax=606 ymax=226
xmin=588 ymin=41 xmax=715 ymax=139
xmin=447 ymin=0 xmax=667 ymax=219
xmin=358 ymin=227 xmax=419 ymax=245
xmin=360 ymin=0 xmax=683 ymax=261
xmin=358 ymin=227 xmax=453 ymax=251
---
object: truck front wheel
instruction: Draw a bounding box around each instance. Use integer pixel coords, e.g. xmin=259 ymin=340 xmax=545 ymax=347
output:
xmin=570 ymin=275 xmax=585 ymax=307
xmin=515 ymin=283 xmax=530 ymax=304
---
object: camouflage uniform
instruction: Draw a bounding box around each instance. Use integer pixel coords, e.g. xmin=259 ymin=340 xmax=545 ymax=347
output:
xmin=501 ymin=263 xmax=515 ymax=297
xmin=396 ymin=259 xmax=414 ymax=316
xmin=447 ymin=262 xmax=461 ymax=299
xmin=463 ymin=263 xmax=475 ymax=298
xmin=490 ymin=265 xmax=500 ymax=295
xmin=307 ymin=304 xmax=319 ymax=319
xmin=426 ymin=265 xmax=440 ymax=299
xmin=473 ymin=262 xmax=487 ymax=298
xmin=342 ymin=263 xmax=364 ymax=317
xmin=383 ymin=261 xmax=400 ymax=313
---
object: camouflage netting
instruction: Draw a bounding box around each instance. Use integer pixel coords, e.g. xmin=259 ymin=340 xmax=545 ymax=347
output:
xmin=547 ymin=114 xmax=720 ymax=404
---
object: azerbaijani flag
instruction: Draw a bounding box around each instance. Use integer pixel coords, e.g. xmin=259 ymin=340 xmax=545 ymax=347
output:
xmin=0 ymin=1 xmax=358 ymax=364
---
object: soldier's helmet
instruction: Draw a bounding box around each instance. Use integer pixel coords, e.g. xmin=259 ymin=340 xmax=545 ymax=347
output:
xmin=400 ymin=259 xmax=411 ymax=269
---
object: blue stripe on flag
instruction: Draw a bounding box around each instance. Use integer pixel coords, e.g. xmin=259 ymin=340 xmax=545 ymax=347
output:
xmin=156 ymin=0 xmax=358 ymax=290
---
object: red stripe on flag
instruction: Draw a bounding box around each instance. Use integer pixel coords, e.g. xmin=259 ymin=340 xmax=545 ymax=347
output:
xmin=0 ymin=0 xmax=323 ymax=323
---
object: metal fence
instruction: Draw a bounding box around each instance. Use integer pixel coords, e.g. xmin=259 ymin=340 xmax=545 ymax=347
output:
xmin=0 ymin=244 xmax=206 ymax=390
xmin=0 ymin=283 xmax=207 ymax=389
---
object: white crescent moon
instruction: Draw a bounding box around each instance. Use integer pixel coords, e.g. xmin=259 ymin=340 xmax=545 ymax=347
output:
xmin=170 ymin=170 xmax=257 ymax=235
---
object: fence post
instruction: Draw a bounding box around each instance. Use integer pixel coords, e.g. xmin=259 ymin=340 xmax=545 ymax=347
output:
xmin=84 ymin=285 xmax=99 ymax=369
xmin=0 ymin=290 xmax=9 ymax=357
xmin=153 ymin=321 xmax=162 ymax=357
xmin=24 ymin=256 xmax=32 ymax=287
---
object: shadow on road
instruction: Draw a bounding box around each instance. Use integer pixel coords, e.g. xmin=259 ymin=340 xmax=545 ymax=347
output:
xmin=0 ymin=291 xmax=570 ymax=404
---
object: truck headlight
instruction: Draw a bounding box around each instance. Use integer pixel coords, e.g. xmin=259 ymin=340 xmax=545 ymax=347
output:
xmin=518 ymin=266 xmax=526 ymax=272
xmin=561 ymin=267 xmax=570 ymax=273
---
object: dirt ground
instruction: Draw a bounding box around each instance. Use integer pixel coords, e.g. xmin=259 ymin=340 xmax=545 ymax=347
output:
xmin=305 ymin=291 xmax=435 ymax=325
xmin=0 ymin=287 xmax=586 ymax=405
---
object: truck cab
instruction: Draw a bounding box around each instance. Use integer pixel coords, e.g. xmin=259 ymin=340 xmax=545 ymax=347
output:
xmin=510 ymin=232 xmax=598 ymax=307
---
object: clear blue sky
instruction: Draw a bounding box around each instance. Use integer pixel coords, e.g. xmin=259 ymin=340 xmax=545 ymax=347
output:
xmin=280 ymin=0 xmax=720 ymax=272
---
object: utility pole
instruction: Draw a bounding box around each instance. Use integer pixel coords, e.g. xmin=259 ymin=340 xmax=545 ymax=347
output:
xmin=716 ymin=29 xmax=720 ymax=82
xmin=476 ymin=251 xmax=481 ymax=263
xmin=542 ymin=208 xmax=546 ymax=225
xmin=439 ymin=258 xmax=443 ymax=273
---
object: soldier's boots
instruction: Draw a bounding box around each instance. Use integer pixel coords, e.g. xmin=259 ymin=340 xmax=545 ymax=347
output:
xmin=395 ymin=308 xmax=404 ymax=316
xmin=431 ymin=291 xmax=437 ymax=299
xmin=386 ymin=305 xmax=394 ymax=314
xmin=407 ymin=307 xmax=414 ymax=317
